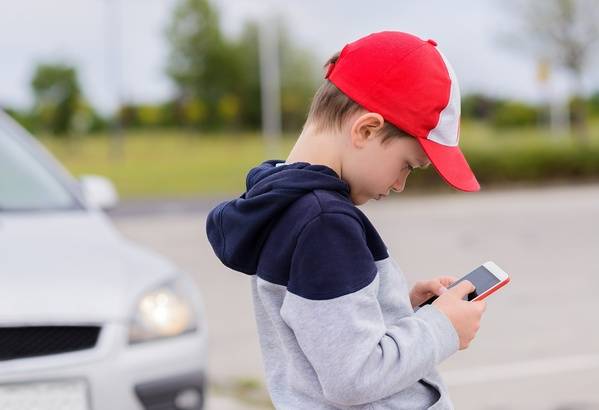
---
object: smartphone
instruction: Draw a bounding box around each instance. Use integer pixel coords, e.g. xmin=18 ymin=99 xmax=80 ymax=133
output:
xmin=418 ymin=261 xmax=511 ymax=307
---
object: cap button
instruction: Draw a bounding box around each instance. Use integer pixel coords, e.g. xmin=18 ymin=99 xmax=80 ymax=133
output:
xmin=427 ymin=39 xmax=438 ymax=46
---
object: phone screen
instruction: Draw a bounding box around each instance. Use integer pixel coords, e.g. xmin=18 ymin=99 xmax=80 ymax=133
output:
xmin=419 ymin=265 xmax=501 ymax=307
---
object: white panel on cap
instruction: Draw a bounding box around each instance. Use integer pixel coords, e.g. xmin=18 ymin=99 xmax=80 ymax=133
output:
xmin=427 ymin=50 xmax=460 ymax=147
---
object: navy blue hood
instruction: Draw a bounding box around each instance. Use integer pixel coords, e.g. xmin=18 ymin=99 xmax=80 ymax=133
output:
xmin=205 ymin=160 xmax=351 ymax=275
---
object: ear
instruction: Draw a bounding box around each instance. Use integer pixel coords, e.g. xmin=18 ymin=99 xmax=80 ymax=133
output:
xmin=350 ymin=112 xmax=385 ymax=148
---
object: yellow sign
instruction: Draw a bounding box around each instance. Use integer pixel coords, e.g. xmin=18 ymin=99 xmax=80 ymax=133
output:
xmin=537 ymin=59 xmax=550 ymax=83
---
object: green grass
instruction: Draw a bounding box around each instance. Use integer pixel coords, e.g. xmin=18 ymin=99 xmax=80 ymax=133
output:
xmin=40 ymin=122 xmax=599 ymax=198
xmin=42 ymin=130 xmax=296 ymax=198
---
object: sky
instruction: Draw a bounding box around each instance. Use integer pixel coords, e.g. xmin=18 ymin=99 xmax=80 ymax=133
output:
xmin=1 ymin=0 xmax=596 ymax=114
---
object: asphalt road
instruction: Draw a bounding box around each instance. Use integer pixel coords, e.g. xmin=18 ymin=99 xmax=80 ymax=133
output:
xmin=112 ymin=184 xmax=599 ymax=410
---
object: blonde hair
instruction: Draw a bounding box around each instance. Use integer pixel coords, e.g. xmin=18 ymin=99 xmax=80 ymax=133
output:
xmin=304 ymin=51 xmax=412 ymax=144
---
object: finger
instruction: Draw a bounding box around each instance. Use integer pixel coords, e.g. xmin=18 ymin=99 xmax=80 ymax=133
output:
xmin=448 ymin=280 xmax=475 ymax=297
xmin=425 ymin=279 xmax=448 ymax=296
xmin=439 ymin=276 xmax=458 ymax=287
xmin=413 ymin=280 xmax=428 ymax=292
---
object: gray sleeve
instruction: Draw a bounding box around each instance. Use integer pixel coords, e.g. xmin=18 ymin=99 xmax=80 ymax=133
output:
xmin=280 ymin=277 xmax=459 ymax=406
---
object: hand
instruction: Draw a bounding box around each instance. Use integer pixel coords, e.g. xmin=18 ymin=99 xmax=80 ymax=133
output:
xmin=432 ymin=280 xmax=487 ymax=350
xmin=409 ymin=275 xmax=457 ymax=309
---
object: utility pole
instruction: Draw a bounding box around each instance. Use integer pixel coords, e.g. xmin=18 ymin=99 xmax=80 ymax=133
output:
xmin=104 ymin=0 xmax=124 ymax=160
xmin=258 ymin=14 xmax=282 ymax=160
xmin=537 ymin=57 xmax=569 ymax=137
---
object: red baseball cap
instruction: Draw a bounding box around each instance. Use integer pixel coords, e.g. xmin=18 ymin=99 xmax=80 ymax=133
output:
xmin=325 ymin=31 xmax=480 ymax=192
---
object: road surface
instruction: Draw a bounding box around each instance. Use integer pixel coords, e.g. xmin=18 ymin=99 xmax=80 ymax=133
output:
xmin=112 ymin=184 xmax=599 ymax=410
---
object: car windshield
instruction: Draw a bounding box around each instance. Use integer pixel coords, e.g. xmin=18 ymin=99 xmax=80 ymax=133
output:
xmin=0 ymin=116 xmax=80 ymax=211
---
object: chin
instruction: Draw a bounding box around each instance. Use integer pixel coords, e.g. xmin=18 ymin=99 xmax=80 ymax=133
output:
xmin=351 ymin=194 xmax=369 ymax=206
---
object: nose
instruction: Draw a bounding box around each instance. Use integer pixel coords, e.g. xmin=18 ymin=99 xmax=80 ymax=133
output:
xmin=391 ymin=178 xmax=406 ymax=193
xmin=390 ymin=168 xmax=411 ymax=193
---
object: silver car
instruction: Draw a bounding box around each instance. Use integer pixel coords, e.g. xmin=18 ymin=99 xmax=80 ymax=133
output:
xmin=0 ymin=110 xmax=208 ymax=410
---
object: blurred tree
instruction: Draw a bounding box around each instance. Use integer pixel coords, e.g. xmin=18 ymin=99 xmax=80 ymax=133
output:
xmin=165 ymin=0 xmax=243 ymax=129
xmin=231 ymin=17 xmax=319 ymax=132
xmin=118 ymin=104 xmax=139 ymax=128
xmin=70 ymin=99 xmax=101 ymax=134
xmin=165 ymin=1 xmax=318 ymax=132
xmin=137 ymin=104 xmax=165 ymax=128
xmin=30 ymin=63 xmax=85 ymax=135
xmin=277 ymin=17 xmax=320 ymax=132
xmin=492 ymin=101 xmax=540 ymax=129
xmin=234 ymin=21 xmax=262 ymax=130
xmin=589 ymin=91 xmax=599 ymax=118
xmin=461 ymin=94 xmax=502 ymax=121
xmin=181 ymin=98 xmax=208 ymax=126
xmin=2 ymin=106 xmax=37 ymax=133
xmin=504 ymin=0 xmax=599 ymax=142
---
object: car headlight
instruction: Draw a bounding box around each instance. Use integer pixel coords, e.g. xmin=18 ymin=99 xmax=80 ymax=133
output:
xmin=128 ymin=277 xmax=198 ymax=344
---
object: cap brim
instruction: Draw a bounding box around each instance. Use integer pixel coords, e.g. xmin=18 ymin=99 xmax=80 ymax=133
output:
xmin=416 ymin=138 xmax=480 ymax=192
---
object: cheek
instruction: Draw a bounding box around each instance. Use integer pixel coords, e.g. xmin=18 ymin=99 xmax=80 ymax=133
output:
xmin=356 ymin=164 xmax=393 ymax=197
xmin=379 ymin=160 xmax=402 ymax=189
xmin=345 ymin=155 xmax=372 ymax=188
xmin=350 ymin=192 xmax=368 ymax=205
xmin=346 ymin=147 xmax=398 ymax=198
xmin=361 ymin=168 xmax=386 ymax=191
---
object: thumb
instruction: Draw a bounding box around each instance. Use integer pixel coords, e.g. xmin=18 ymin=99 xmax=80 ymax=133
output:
xmin=447 ymin=280 xmax=475 ymax=298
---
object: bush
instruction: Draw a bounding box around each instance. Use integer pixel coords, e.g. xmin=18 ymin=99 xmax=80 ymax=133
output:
xmin=38 ymin=123 xmax=599 ymax=198
xmin=492 ymin=102 xmax=540 ymax=129
xmin=589 ymin=92 xmax=599 ymax=117
xmin=461 ymin=94 xmax=501 ymax=121
xmin=407 ymin=132 xmax=599 ymax=192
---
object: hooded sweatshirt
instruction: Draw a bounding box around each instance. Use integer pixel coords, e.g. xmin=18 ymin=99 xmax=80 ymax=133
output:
xmin=206 ymin=160 xmax=459 ymax=409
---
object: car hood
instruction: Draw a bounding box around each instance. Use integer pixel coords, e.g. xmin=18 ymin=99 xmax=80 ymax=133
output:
xmin=0 ymin=210 xmax=177 ymax=324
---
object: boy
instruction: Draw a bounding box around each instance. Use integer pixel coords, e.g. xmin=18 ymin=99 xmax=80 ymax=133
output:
xmin=206 ymin=31 xmax=486 ymax=409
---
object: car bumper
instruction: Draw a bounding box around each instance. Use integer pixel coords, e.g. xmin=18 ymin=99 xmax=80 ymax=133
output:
xmin=0 ymin=322 xmax=208 ymax=410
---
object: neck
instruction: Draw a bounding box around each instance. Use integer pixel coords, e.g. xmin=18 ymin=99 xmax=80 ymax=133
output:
xmin=285 ymin=124 xmax=343 ymax=177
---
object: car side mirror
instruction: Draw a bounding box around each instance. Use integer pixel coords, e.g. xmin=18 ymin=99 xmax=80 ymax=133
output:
xmin=80 ymin=175 xmax=119 ymax=210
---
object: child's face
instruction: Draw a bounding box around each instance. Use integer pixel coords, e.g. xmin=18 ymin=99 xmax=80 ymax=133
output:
xmin=342 ymin=113 xmax=430 ymax=205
